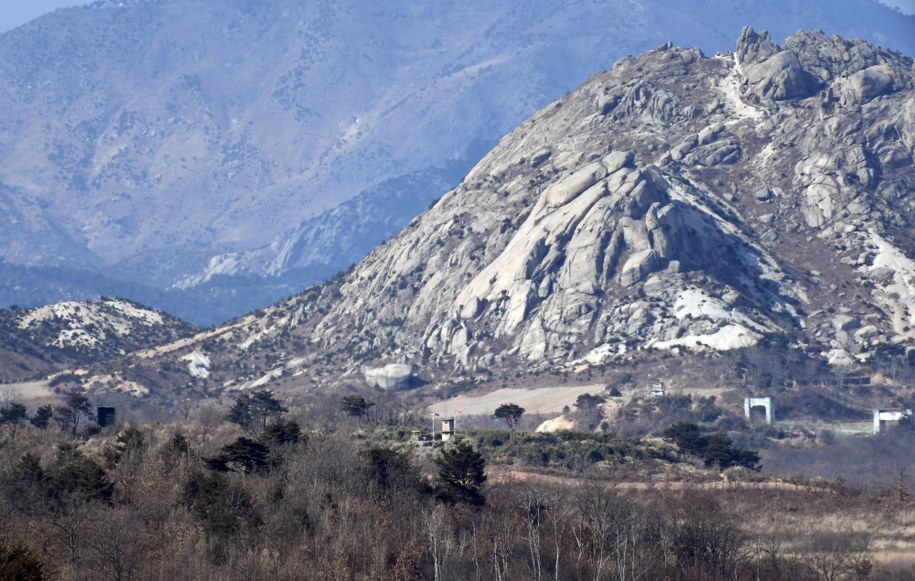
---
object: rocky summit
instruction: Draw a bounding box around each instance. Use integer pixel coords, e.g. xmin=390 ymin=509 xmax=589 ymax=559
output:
xmin=1 ymin=1 xmax=913 ymax=326
xmin=96 ymin=29 xmax=914 ymax=396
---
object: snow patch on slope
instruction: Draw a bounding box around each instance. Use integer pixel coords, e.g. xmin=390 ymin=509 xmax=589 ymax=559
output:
xmin=716 ymin=54 xmax=767 ymax=125
xmin=672 ymin=288 xmax=768 ymax=332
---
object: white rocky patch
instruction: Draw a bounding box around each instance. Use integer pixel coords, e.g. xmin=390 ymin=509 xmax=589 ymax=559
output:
xmin=862 ymin=230 xmax=915 ymax=338
xmin=825 ymin=348 xmax=856 ymax=367
xmin=671 ymin=288 xmax=768 ymax=333
xmin=173 ymin=252 xmax=248 ymax=289
xmin=651 ymin=324 xmax=762 ymax=351
xmin=243 ymin=367 xmax=285 ymax=389
xmin=17 ymin=299 xmax=165 ymax=349
xmin=536 ymin=415 xmax=575 ymax=433
xmin=576 ymin=343 xmax=627 ymax=366
xmin=103 ymin=299 xmax=164 ymax=326
xmin=364 ymin=363 xmax=413 ymax=389
xmin=181 ymin=350 xmax=211 ymax=379
xmin=717 ymin=54 xmax=767 ymax=125
xmin=83 ymin=374 xmax=150 ymax=397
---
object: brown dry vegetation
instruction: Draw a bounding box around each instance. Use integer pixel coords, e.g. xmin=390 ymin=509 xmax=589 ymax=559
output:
xmin=0 ymin=400 xmax=912 ymax=581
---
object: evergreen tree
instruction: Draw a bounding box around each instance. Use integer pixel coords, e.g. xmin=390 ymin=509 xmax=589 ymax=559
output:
xmin=341 ymin=395 xmax=375 ymax=419
xmin=29 ymin=405 xmax=54 ymax=430
xmin=494 ymin=403 xmax=525 ymax=440
xmin=205 ymin=437 xmax=271 ymax=474
xmin=227 ymin=389 xmax=288 ymax=434
xmin=434 ymin=441 xmax=486 ymax=506
xmin=53 ymin=390 xmax=94 ymax=436
xmin=0 ymin=403 xmax=28 ymax=437
xmin=260 ymin=420 xmax=303 ymax=446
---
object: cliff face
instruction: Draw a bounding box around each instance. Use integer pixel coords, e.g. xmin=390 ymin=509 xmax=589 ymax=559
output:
xmin=68 ymin=29 xmax=915 ymax=397
xmin=299 ymin=29 xmax=914 ymax=373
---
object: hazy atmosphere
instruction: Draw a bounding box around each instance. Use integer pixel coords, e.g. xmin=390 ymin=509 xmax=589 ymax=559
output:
xmin=2 ymin=0 xmax=914 ymax=32
xmin=1 ymin=1 xmax=915 ymax=578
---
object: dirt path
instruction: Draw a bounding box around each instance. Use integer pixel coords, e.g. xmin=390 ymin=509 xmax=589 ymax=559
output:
xmin=134 ymin=318 xmax=250 ymax=359
xmin=486 ymin=466 xmax=830 ymax=493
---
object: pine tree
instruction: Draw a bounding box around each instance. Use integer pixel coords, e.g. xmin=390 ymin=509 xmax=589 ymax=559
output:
xmin=227 ymin=389 xmax=288 ymax=434
xmin=434 ymin=441 xmax=486 ymax=506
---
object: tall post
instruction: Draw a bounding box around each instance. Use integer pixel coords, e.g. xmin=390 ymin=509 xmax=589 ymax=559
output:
xmin=432 ymin=412 xmax=437 ymax=439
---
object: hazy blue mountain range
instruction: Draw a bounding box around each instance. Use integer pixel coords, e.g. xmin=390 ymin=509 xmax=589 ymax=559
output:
xmin=1 ymin=0 xmax=912 ymax=325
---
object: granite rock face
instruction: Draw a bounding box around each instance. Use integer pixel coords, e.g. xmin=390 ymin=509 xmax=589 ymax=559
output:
xmin=2 ymin=3 xmax=914 ymax=325
xmin=119 ymin=29 xmax=915 ymax=393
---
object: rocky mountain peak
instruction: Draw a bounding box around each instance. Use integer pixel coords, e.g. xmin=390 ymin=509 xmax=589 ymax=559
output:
xmin=2 ymin=2 xmax=913 ymax=325
xmin=736 ymin=26 xmax=911 ymax=104
xmin=81 ymin=29 xmax=915 ymax=397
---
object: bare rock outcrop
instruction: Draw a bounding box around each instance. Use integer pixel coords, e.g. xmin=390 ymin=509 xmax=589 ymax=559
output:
xmin=736 ymin=27 xmax=818 ymax=101
xmin=117 ymin=29 xmax=915 ymax=395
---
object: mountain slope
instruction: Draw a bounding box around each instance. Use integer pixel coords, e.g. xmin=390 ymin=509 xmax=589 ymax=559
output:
xmin=97 ymin=28 xmax=914 ymax=398
xmin=0 ymin=298 xmax=196 ymax=383
xmin=1 ymin=0 xmax=913 ymax=324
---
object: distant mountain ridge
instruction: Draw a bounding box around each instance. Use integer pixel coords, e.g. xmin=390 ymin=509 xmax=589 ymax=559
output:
xmin=1 ymin=0 xmax=913 ymax=325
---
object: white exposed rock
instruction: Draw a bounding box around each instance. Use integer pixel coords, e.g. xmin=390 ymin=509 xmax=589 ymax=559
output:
xmin=543 ymin=162 xmax=607 ymax=207
xmin=743 ymin=50 xmax=816 ymax=100
xmin=826 ymin=348 xmax=856 ymax=367
xmin=652 ymin=324 xmax=763 ymax=351
xmin=364 ymin=363 xmax=413 ymax=389
xmin=833 ymin=315 xmax=859 ymax=332
xmin=181 ymin=350 xmax=211 ymax=379
xmin=838 ymin=64 xmax=896 ymax=105
xmin=141 ymin=29 xmax=915 ymax=388
xmin=245 ymin=368 xmax=285 ymax=389
xmin=15 ymin=299 xmax=173 ymax=352
xmin=536 ymin=415 xmax=575 ymax=433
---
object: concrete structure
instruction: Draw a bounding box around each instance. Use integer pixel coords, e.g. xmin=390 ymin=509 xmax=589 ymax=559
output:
xmin=744 ymin=397 xmax=774 ymax=425
xmin=650 ymin=380 xmax=665 ymax=397
xmin=364 ymin=363 xmax=413 ymax=390
xmin=441 ymin=417 xmax=456 ymax=441
xmin=873 ymin=409 xmax=913 ymax=434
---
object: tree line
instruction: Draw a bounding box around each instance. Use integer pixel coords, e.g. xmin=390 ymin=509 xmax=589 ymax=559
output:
xmin=0 ymin=389 xmax=906 ymax=579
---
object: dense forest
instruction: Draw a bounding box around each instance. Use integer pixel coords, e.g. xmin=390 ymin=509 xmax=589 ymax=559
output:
xmin=0 ymin=389 xmax=912 ymax=580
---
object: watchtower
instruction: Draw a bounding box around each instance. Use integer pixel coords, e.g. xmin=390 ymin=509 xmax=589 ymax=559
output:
xmin=441 ymin=417 xmax=456 ymax=441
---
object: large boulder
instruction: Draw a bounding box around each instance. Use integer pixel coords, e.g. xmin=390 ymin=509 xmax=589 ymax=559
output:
xmin=838 ymin=64 xmax=897 ymax=105
xmin=364 ymin=363 xmax=413 ymax=390
xmin=737 ymin=27 xmax=818 ymax=101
